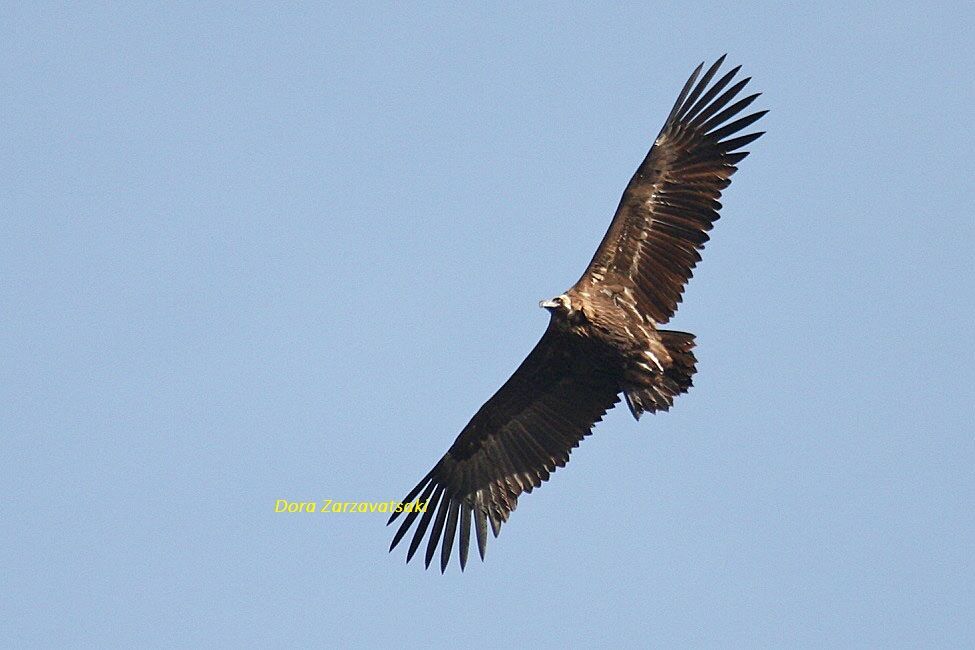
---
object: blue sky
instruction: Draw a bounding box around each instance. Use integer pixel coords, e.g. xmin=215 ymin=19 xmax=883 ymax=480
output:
xmin=3 ymin=2 xmax=973 ymax=647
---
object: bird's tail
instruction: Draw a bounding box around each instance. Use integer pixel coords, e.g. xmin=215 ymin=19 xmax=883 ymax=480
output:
xmin=624 ymin=330 xmax=697 ymax=420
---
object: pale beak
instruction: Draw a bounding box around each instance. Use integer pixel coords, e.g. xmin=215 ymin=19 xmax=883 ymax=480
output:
xmin=539 ymin=299 xmax=558 ymax=309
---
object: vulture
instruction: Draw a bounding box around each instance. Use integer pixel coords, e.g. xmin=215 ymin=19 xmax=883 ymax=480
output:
xmin=388 ymin=56 xmax=766 ymax=572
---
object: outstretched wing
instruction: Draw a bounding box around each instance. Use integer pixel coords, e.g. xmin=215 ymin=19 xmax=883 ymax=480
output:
xmin=388 ymin=326 xmax=621 ymax=572
xmin=580 ymin=55 xmax=767 ymax=324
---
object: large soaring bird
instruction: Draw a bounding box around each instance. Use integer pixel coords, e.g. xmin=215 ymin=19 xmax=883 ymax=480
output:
xmin=388 ymin=56 xmax=766 ymax=572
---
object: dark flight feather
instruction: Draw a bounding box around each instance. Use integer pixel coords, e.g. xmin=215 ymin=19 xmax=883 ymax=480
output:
xmin=388 ymin=327 xmax=621 ymax=571
xmin=582 ymin=60 xmax=765 ymax=324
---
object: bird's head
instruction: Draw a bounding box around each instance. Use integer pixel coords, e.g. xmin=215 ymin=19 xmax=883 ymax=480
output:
xmin=539 ymin=294 xmax=573 ymax=316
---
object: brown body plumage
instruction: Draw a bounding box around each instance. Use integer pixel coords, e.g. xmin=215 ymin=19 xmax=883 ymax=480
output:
xmin=388 ymin=56 xmax=766 ymax=571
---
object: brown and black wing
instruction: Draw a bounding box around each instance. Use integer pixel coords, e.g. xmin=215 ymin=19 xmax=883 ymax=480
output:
xmin=388 ymin=326 xmax=621 ymax=572
xmin=580 ymin=55 xmax=766 ymax=324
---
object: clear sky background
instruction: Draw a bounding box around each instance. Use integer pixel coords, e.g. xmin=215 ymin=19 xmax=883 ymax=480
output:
xmin=3 ymin=2 xmax=973 ymax=647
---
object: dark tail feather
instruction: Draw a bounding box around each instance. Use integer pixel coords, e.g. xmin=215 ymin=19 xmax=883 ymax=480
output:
xmin=624 ymin=330 xmax=697 ymax=420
